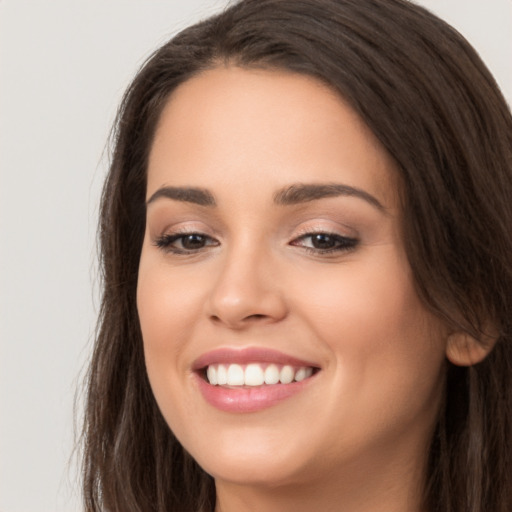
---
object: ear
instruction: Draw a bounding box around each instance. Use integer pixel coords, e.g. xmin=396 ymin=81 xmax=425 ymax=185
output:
xmin=445 ymin=331 xmax=497 ymax=366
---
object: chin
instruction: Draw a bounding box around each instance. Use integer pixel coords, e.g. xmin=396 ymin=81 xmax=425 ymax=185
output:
xmin=180 ymin=423 xmax=317 ymax=487
xmin=200 ymin=454 xmax=311 ymax=488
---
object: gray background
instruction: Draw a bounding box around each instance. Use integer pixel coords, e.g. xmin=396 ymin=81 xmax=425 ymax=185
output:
xmin=1 ymin=1 xmax=510 ymax=511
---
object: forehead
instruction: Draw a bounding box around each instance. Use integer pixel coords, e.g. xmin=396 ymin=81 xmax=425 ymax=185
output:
xmin=147 ymin=66 xmax=399 ymax=210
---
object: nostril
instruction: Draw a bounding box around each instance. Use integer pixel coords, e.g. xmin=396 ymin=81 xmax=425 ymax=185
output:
xmin=207 ymin=290 xmax=288 ymax=328
xmin=209 ymin=312 xmax=269 ymax=327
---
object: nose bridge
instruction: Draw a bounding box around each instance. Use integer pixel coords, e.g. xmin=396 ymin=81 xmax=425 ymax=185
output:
xmin=207 ymin=232 xmax=286 ymax=327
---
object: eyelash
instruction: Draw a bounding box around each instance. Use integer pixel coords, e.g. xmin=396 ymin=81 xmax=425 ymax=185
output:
xmin=153 ymin=232 xmax=220 ymax=255
xmin=153 ymin=231 xmax=359 ymax=255
xmin=291 ymin=232 xmax=359 ymax=254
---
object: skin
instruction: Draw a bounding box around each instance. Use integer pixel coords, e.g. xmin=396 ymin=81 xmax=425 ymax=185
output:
xmin=137 ymin=66 xmax=451 ymax=512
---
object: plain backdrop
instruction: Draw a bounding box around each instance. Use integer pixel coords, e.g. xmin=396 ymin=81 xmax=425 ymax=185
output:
xmin=0 ymin=1 xmax=510 ymax=511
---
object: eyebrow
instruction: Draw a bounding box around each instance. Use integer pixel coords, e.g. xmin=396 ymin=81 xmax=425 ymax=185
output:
xmin=146 ymin=182 xmax=386 ymax=212
xmin=273 ymin=183 xmax=386 ymax=212
xmin=146 ymin=186 xmax=216 ymax=207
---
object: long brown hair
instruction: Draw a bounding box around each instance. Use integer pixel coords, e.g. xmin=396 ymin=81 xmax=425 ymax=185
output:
xmin=81 ymin=1 xmax=512 ymax=510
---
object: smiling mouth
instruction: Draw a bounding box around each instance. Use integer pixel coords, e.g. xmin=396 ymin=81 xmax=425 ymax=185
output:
xmin=193 ymin=350 xmax=321 ymax=412
xmin=202 ymin=363 xmax=319 ymax=387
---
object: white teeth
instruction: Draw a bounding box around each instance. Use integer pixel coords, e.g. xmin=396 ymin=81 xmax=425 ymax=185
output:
xmin=244 ymin=364 xmax=265 ymax=386
xmin=295 ymin=367 xmax=313 ymax=382
xmin=264 ymin=364 xmax=280 ymax=385
xmin=227 ymin=364 xmax=245 ymax=385
xmin=205 ymin=363 xmax=315 ymax=386
xmin=294 ymin=367 xmax=307 ymax=382
xmin=206 ymin=365 xmax=217 ymax=385
xmin=217 ymin=364 xmax=228 ymax=385
xmin=279 ymin=365 xmax=294 ymax=384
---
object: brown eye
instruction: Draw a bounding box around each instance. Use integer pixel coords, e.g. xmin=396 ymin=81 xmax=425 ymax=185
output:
xmin=310 ymin=233 xmax=337 ymax=250
xmin=290 ymin=232 xmax=359 ymax=254
xmin=180 ymin=234 xmax=208 ymax=250
xmin=154 ymin=232 xmax=220 ymax=254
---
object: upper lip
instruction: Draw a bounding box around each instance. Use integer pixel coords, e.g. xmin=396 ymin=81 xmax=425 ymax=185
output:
xmin=192 ymin=347 xmax=320 ymax=371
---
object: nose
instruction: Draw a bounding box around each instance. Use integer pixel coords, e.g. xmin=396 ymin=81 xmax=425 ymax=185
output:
xmin=206 ymin=244 xmax=288 ymax=329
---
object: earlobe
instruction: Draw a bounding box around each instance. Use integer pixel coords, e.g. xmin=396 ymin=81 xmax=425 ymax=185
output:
xmin=445 ymin=331 xmax=496 ymax=366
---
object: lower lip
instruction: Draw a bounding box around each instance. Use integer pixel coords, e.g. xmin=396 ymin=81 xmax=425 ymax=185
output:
xmin=194 ymin=373 xmax=316 ymax=413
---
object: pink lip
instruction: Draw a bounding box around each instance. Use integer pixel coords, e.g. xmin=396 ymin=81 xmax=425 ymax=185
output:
xmin=194 ymin=375 xmax=316 ymax=413
xmin=192 ymin=347 xmax=320 ymax=413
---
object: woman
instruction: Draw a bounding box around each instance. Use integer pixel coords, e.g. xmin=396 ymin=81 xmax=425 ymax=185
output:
xmin=82 ymin=0 xmax=512 ymax=510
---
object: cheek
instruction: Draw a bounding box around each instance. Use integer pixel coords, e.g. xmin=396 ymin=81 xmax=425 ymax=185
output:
xmin=136 ymin=253 xmax=201 ymax=393
xmin=301 ymin=247 xmax=441 ymax=347
xmin=137 ymin=250 xmax=207 ymax=342
xmin=136 ymin=256 xmax=204 ymax=440
xmin=289 ymin=248 xmax=446 ymax=414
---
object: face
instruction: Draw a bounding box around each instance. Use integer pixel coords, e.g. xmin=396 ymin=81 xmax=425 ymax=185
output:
xmin=137 ymin=67 xmax=448 ymax=489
